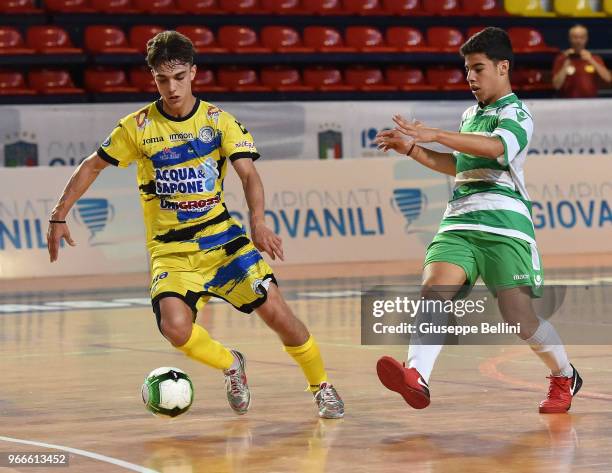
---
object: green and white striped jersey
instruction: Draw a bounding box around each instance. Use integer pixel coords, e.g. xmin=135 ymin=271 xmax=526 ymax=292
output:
xmin=439 ymin=93 xmax=537 ymax=248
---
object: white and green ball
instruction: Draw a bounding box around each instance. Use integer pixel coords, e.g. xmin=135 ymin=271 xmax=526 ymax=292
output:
xmin=141 ymin=367 xmax=194 ymax=417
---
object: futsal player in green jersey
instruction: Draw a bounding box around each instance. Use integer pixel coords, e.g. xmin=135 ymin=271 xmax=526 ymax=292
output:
xmin=375 ymin=27 xmax=581 ymax=414
xmin=47 ymin=31 xmax=343 ymax=419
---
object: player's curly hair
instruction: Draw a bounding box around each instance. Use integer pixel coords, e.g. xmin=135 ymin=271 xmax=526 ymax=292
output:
xmin=146 ymin=31 xmax=195 ymax=69
xmin=460 ymin=27 xmax=514 ymax=72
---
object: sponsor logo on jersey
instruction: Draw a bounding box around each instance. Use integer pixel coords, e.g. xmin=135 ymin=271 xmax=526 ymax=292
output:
xmin=234 ymin=140 xmax=255 ymax=149
xmin=102 ymin=136 xmax=111 ymax=147
xmin=160 ymin=196 xmax=220 ymax=212
xmin=134 ymin=109 xmax=151 ymax=130
xmin=198 ymin=126 xmax=215 ymax=143
xmin=513 ymin=274 xmax=529 ymax=281
xmin=534 ymin=274 xmax=543 ymax=288
xmin=252 ymin=278 xmax=271 ymax=296
xmin=154 ymin=157 xmax=219 ymax=195
xmin=142 ymin=136 xmax=164 ymax=145
xmin=158 ymin=147 xmax=180 ymax=161
xmin=169 ymin=132 xmax=195 ymax=142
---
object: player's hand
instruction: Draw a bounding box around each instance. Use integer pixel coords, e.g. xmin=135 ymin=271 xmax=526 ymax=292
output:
xmin=563 ymin=48 xmax=575 ymax=56
xmin=374 ymin=129 xmax=415 ymax=155
xmin=251 ymin=221 xmax=284 ymax=261
xmin=47 ymin=222 xmax=76 ymax=262
xmin=580 ymin=49 xmax=593 ymax=62
xmin=392 ymin=115 xmax=440 ymax=143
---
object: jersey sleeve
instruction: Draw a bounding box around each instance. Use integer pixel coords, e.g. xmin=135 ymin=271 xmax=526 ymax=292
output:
xmin=491 ymin=104 xmax=533 ymax=166
xmin=218 ymin=111 xmax=260 ymax=162
xmin=552 ymin=53 xmax=566 ymax=75
xmin=97 ymin=118 xmax=139 ymax=168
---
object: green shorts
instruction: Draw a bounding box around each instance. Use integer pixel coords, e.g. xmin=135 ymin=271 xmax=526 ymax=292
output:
xmin=424 ymin=230 xmax=543 ymax=298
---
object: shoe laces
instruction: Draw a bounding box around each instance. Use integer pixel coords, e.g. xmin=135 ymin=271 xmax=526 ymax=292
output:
xmin=315 ymin=384 xmax=341 ymax=406
xmin=546 ymin=375 xmax=570 ymax=398
xmin=226 ymin=368 xmax=245 ymax=396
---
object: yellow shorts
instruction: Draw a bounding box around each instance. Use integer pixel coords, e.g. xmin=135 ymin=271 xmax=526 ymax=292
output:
xmin=150 ymin=236 xmax=276 ymax=325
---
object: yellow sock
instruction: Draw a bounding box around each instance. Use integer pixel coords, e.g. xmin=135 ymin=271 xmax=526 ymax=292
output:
xmin=284 ymin=335 xmax=328 ymax=392
xmin=177 ymin=324 xmax=233 ymax=370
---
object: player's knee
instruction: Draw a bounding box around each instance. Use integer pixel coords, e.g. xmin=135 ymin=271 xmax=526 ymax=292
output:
xmin=160 ymin=313 xmax=192 ymax=346
xmin=420 ymin=280 xmax=459 ymax=300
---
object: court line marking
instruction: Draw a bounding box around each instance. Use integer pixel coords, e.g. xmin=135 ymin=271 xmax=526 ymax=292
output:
xmin=0 ymin=436 xmax=159 ymax=473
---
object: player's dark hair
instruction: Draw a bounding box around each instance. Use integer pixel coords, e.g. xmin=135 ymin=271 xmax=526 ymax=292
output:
xmin=460 ymin=27 xmax=514 ymax=72
xmin=146 ymin=31 xmax=195 ymax=69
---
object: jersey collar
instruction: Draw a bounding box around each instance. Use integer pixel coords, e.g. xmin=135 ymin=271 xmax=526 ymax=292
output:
xmin=479 ymin=92 xmax=518 ymax=111
xmin=155 ymin=97 xmax=200 ymax=122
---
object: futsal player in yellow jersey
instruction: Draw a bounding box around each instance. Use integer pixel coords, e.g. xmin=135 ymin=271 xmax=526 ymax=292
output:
xmin=46 ymin=31 xmax=344 ymax=419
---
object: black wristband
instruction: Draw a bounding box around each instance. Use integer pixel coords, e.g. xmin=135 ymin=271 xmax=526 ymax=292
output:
xmin=406 ymin=142 xmax=416 ymax=156
xmin=49 ymin=220 xmax=66 ymax=224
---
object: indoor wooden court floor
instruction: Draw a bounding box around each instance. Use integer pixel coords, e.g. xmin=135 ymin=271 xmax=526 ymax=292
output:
xmin=1 ymin=260 xmax=611 ymax=473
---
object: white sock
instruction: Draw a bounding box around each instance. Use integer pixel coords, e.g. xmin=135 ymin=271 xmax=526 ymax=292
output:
xmin=407 ymin=343 xmax=443 ymax=384
xmin=525 ymin=318 xmax=573 ymax=377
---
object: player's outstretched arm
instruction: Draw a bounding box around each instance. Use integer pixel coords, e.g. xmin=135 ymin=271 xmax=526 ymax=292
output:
xmin=232 ymin=158 xmax=284 ymax=261
xmin=375 ymin=129 xmax=456 ymax=176
xmin=47 ymin=153 xmax=110 ymax=262
xmin=392 ymin=114 xmax=504 ymax=160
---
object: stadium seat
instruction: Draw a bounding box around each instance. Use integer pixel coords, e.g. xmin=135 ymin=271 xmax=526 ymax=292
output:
xmin=385 ymin=66 xmax=437 ymax=91
xmin=219 ymin=0 xmax=268 ymax=13
xmin=91 ymin=0 xmax=140 ymax=13
xmin=345 ymin=66 xmax=397 ymax=91
xmin=512 ymin=68 xmax=552 ymax=91
xmin=466 ymin=26 xmax=487 ymax=38
xmin=426 ymin=27 xmax=464 ymax=52
xmin=261 ymin=66 xmax=312 ymax=91
xmin=130 ymin=25 xmax=164 ymax=53
xmin=303 ymin=26 xmax=355 ymax=52
xmin=26 ymin=26 xmax=82 ymax=54
xmin=507 ymin=27 xmax=558 ymax=52
xmin=310 ymin=0 xmax=346 ymax=15
xmin=85 ymin=26 xmax=138 ymax=54
xmin=382 ymin=0 xmax=426 ymax=15
xmin=385 ymin=27 xmax=434 ymax=52
xmin=217 ymin=67 xmax=271 ymax=91
xmin=504 ymin=0 xmax=556 ymax=16
xmin=176 ymin=26 xmax=227 ymax=53
xmin=261 ymin=0 xmax=312 ymax=14
xmin=553 ymin=0 xmax=605 ymax=16
xmin=85 ymin=66 xmax=139 ymax=93
xmin=129 ymin=66 xmax=157 ymax=92
xmin=343 ymin=0 xmax=386 ymax=15
xmin=303 ymin=67 xmax=354 ymax=91
xmin=192 ymin=69 xmax=227 ymax=92
xmin=218 ymin=26 xmax=270 ymax=53
xmin=0 ymin=0 xmax=43 ymax=14
xmin=177 ymin=0 xmax=224 ymax=13
xmin=345 ymin=26 xmax=396 ymax=52
xmin=132 ymin=0 xmax=181 ymax=13
xmin=422 ymin=0 xmax=461 ymax=15
xmin=260 ymin=26 xmax=314 ymax=53
xmin=0 ymin=27 xmax=35 ymax=54
xmin=462 ymin=0 xmax=506 ymax=15
xmin=426 ymin=67 xmax=468 ymax=90
xmin=45 ymin=0 xmax=96 ymax=13
xmin=0 ymin=70 xmax=35 ymax=95
xmin=29 ymin=69 xmax=84 ymax=94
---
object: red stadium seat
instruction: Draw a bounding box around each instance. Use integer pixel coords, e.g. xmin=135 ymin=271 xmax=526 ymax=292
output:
xmin=130 ymin=25 xmax=164 ymax=54
xmin=29 ymin=69 xmax=84 ymax=94
xmin=303 ymin=67 xmax=354 ymax=91
xmin=85 ymin=66 xmax=139 ymax=93
xmin=466 ymin=26 xmax=487 ymax=39
xmin=508 ymin=27 xmax=558 ymax=53
xmin=345 ymin=26 xmax=396 ymax=52
xmin=0 ymin=70 xmax=35 ymax=95
xmin=303 ymin=26 xmax=355 ymax=52
xmin=219 ymin=0 xmax=268 ymax=13
xmin=0 ymin=27 xmax=35 ymax=54
xmin=129 ymin=66 xmax=157 ymax=92
xmin=132 ymin=0 xmax=181 ymax=13
xmin=426 ymin=67 xmax=468 ymax=90
xmin=192 ymin=69 xmax=227 ymax=92
xmin=343 ymin=0 xmax=386 ymax=15
xmin=512 ymin=68 xmax=552 ymax=91
xmin=0 ymin=0 xmax=43 ymax=13
xmin=261 ymin=0 xmax=311 ymax=14
xmin=426 ymin=26 xmax=464 ymax=52
xmin=217 ymin=67 xmax=270 ymax=91
xmin=45 ymin=0 xmax=96 ymax=13
xmin=386 ymin=27 xmax=434 ymax=52
xmin=177 ymin=0 xmax=223 ymax=13
xmin=422 ymin=0 xmax=461 ymax=15
xmin=176 ymin=26 xmax=227 ymax=53
xmin=345 ymin=66 xmax=397 ymax=91
xmin=26 ymin=26 xmax=82 ymax=54
xmin=85 ymin=26 xmax=138 ymax=54
xmin=382 ymin=0 xmax=425 ymax=15
xmin=217 ymin=26 xmax=270 ymax=53
xmin=91 ymin=0 xmax=140 ymax=13
xmin=260 ymin=26 xmax=313 ymax=53
xmin=462 ymin=0 xmax=505 ymax=15
xmin=310 ymin=0 xmax=346 ymax=14
xmin=261 ymin=66 xmax=312 ymax=91
xmin=385 ymin=66 xmax=437 ymax=91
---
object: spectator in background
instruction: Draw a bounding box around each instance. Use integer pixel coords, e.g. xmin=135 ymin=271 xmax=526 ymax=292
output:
xmin=552 ymin=24 xmax=611 ymax=98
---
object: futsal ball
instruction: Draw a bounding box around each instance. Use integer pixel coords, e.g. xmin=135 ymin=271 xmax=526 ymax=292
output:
xmin=141 ymin=367 xmax=194 ymax=417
